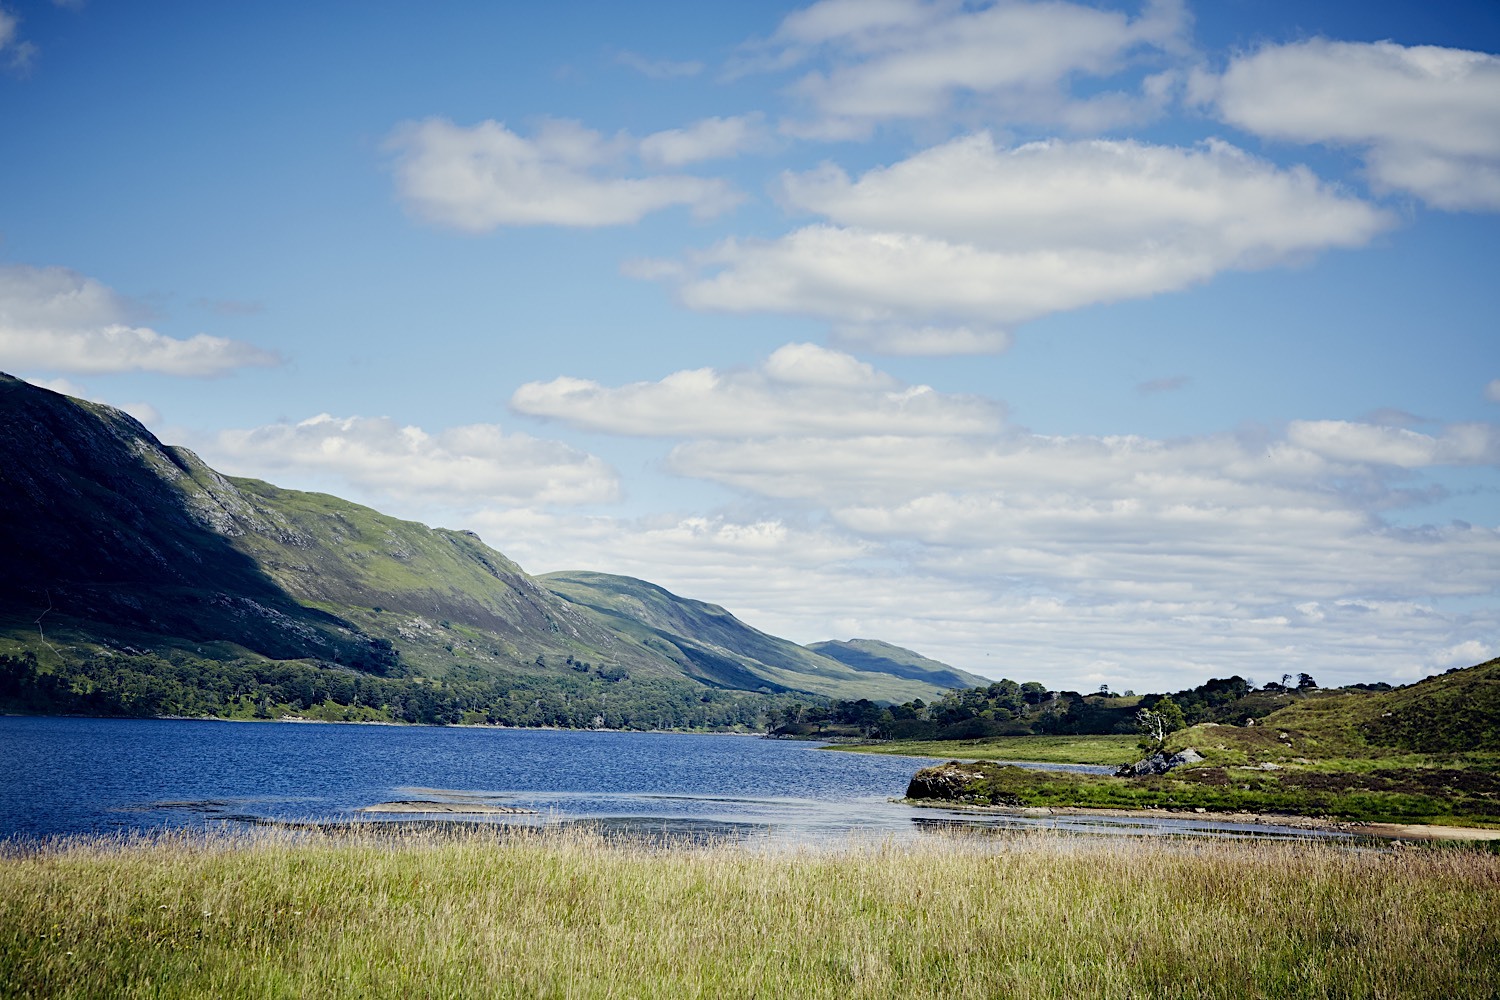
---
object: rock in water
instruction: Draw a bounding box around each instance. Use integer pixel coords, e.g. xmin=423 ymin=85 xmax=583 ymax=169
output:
xmin=904 ymin=761 xmax=1023 ymax=805
xmin=907 ymin=761 xmax=988 ymax=799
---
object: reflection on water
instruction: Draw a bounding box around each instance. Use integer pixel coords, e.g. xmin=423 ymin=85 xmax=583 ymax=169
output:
xmin=1 ymin=716 xmax=1360 ymax=846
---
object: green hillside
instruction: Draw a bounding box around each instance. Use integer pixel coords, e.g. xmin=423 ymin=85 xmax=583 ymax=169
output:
xmin=806 ymin=638 xmax=988 ymax=690
xmin=540 ymin=571 xmax=959 ymax=703
xmin=903 ymin=659 xmax=1500 ymax=826
xmin=0 ymin=373 xmax=969 ymax=722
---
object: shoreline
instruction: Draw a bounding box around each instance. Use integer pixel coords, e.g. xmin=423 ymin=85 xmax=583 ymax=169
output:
xmin=3 ymin=711 xmax=763 ymax=737
xmin=903 ymin=799 xmax=1500 ymax=841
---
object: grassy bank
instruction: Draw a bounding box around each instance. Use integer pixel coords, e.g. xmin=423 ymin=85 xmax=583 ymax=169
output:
xmin=830 ymin=733 xmax=1138 ymax=765
xmin=907 ymin=761 xmax=1500 ymax=827
xmin=889 ymin=662 xmax=1500 ymax=827
xmin=3 ymin=828 xmax=1498 ymax=999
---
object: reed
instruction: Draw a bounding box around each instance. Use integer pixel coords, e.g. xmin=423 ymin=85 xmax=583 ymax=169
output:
xmin=2 ymin=825 xmax=1497 ymax=998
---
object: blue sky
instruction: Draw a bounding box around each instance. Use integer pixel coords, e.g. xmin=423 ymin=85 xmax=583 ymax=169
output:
xmin=2 ymin=0 xmax=1498 ymax=692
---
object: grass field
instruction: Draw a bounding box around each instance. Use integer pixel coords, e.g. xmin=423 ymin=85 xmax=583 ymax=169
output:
xmin=3 ymin=827 xmax=1497 ymax=999
xmin=830 ymin=733 xmax=1140 ymax=765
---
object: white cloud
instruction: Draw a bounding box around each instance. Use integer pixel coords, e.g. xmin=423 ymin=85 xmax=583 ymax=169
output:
xmin=570 ymin=351 xmax=1500 ymax=683
xmin=209 ymin=414 xmax=619 ymax=508
xmin=387 ymin=118 xmax=743 ymax=230
xmin=0 ymin=9 xmax=37 ymax=74
xmin=0 ymin=265 xmax=281 ymax=376
xmin=28 ymin=375 xmax=90 ymax=397
xmin=1204 ymin=39 xmax=1500 ymax=211
xmin=1287 ymin=420 xmax=1500 ymax=468
xmin=1486 ymin=379 xmax=1500 ymax=403
xmin=1432 ymin=639 xmax=1494 ymax=667
xmin=464 ymin=503 xmax=1499 ymax=693
xmin=507 ymin=348 xmax=1500 ymax=665
xmin=21 ymin=376 xmax=161 ymax=430
xmin=511 ymin=342 xmax=1002 ymax=437
xmin=641 ymin=135 xmax=1388 ymax=353
xmin=760 ymin=0 xmax=1189 ymax=135
xmin=639 ymin=114 xmax=771 ymax=167
xmin=272 ymin=344 xmax=1498 ymax=690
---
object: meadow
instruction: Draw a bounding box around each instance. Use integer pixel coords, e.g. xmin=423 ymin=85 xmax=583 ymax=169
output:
xmin=833 ymin=733 xmax=1139 ymax=765
xmin=3 ymin=826 xmax=1497 ymax=999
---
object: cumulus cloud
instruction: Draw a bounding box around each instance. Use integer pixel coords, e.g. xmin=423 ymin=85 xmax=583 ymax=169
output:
xmin=328 ymin=344 xmax=1500 ymax=689
xmin=1432 ymin=639 xmax=1495 ymax=667
xmin=656 ymin=420 xmax=1500 ymax=661
xmin=670 ymin=427 xmax=1350 ymax=507
xmin=387 ymin=118 xmax=743 ymax=230
xmin=511 ymin=342 xmax=1002 ymax=436
xmin=1203 ymin=39 xmax=1500 ymax=211
xmin=0 ymin=265 xmax=281 ymax=376
xmin=1286 ymin=420 xmax=1500 ymax=469
xmin=568 ymin=350 xmax=1500 ymax=654
xmin=639 ymin=134 xmax=1388 ymax=353
xmin=210 ymin=414 xmax=619 ymax=508
xmin=639 ymin=114 xmax=771 ymax=167
xmin=757 ymin=0 xmax=1189 ymax=135
xmin=464 ymin=501 xmax=1499 ymax=692
xmin=508 ymin=347 xmax=1500 ymax=659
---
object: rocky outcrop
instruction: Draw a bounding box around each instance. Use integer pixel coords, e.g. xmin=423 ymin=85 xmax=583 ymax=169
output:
xmin=905 ymin=761 xmax=1022 ymax=805
xmin=1116 ymin=747 xmax=1204 ymax=777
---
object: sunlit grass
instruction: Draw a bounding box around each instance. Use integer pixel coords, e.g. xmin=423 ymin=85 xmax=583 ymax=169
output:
xmin=3 ymin=826 xmax=1497 ymax=998
xmin=832 ymin=733 xmax=1140 ymax=765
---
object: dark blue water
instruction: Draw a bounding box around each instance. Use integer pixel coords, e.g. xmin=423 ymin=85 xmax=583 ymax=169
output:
xmin=0 ymin=717 xmax=1352 ymax=845
xmin=0 ymin=717 xmax=940 ymax=842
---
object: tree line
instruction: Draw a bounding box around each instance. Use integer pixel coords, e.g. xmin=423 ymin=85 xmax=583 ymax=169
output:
xmin=773 ymin=672 xmax=1351 ymax=741
xmin=0 ymin=650 xmax=806 ymax=731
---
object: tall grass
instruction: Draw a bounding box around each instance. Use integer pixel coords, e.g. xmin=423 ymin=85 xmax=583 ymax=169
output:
xmin=2 ymin=826 xmax=1497 ymax=998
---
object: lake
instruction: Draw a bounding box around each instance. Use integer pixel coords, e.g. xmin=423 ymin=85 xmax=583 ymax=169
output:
xmin=0 ymin=716 xmax=1352 ymax=845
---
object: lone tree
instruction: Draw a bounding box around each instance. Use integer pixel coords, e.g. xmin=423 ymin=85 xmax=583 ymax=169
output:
xmin=1135 ymin=696 xmax=1186 ymax=754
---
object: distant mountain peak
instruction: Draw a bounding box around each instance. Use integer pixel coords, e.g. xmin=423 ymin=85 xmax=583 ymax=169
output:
xmin=806 ymin=638 xmax=988 ymax=691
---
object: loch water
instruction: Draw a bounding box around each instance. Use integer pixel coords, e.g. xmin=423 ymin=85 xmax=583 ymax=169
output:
xmin=0 ymin=716 xmax=1350 ymax=845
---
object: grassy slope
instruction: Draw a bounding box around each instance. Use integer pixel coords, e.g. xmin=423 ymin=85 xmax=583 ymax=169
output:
xmin=833 ymin=734 xmax=1139 ymax=766
xmin=541 ymin=571 xmax=958 ymax=703
xmin=1 ymin=375 xmax=968 ymax=706
xmin=905 ymin=660 xmax=1500 ymax=826
xmin=0 ymin=375 xmax=675 ymax=681
xmin=4 ymin=829 xmax=1497 ymax=1000
xmin=805 ymin=638 xmax=989 ymax=690
xmin=200 ymin=475 xmax=677 ymax=679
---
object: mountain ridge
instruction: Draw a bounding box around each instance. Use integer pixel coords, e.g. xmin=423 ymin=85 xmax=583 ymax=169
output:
xmin=807 ymin=638 xmax=988 ymax=691
xmin=0 ymin=373 xmax=976 ymax=714
xmin=540 ymin=570 xmax=952 ymax=703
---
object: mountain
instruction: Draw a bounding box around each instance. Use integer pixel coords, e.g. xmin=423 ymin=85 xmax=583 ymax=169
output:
xmin=539 ymin=571 xmax=947 ymax=704
xmin=806 ymin=639 xmax=988 ymax=691
xmin=0 ymin=374 xmax=972 ymax=717
xmin=0 ymin=372 xmax=652 ymax=677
